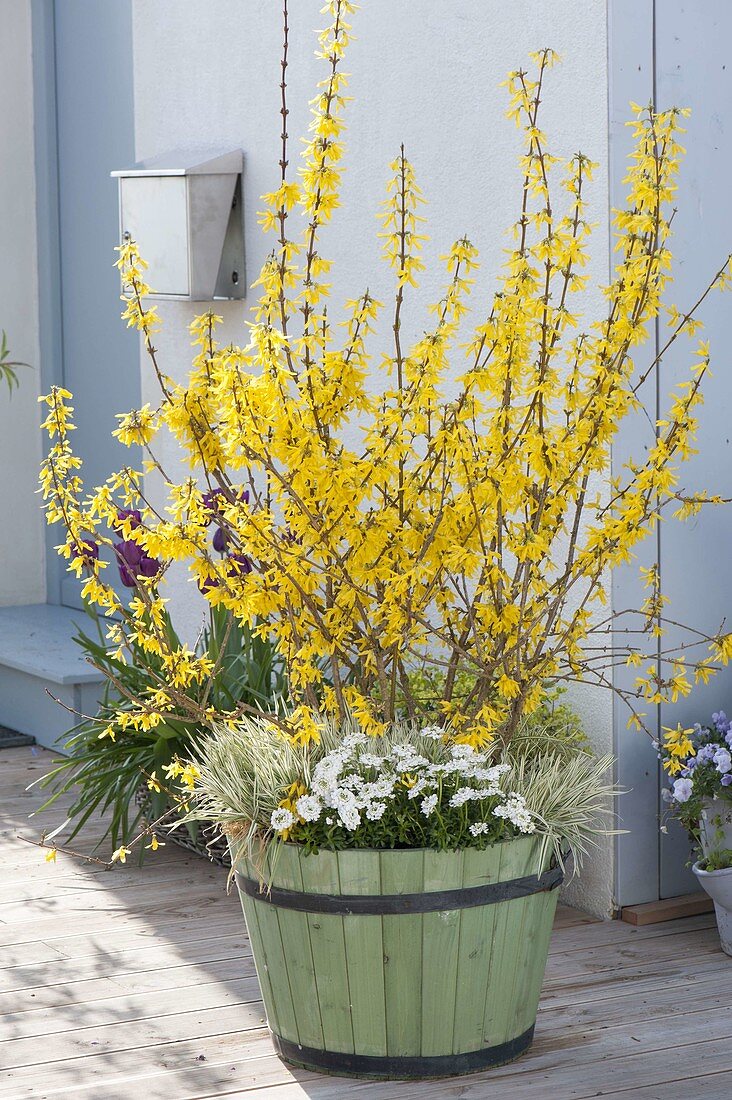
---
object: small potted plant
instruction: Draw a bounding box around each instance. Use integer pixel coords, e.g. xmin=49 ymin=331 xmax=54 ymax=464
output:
xmin=662 ymin=713 xmax=732 ymax=954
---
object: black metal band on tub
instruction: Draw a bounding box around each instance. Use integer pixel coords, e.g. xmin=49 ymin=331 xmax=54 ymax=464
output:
xmin=272 ymin=1025 xmax=535 ymax=1078
xmin=236 ymin=863 xmax=562 ymax=915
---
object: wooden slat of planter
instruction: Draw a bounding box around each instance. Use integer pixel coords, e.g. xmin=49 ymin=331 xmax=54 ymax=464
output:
xmin=380 ymin=849 xmax=424 ymax=1057
xmin=498 ymin=891 xmax=535 ymax=1046
xmin=480 ymin=839 xmax=515 ymax=1049
xmin=339 ymin=850 xmax=387 ymax=1057
xmin=299 ymin=848 xmax=354 ymax=1055
xmin=243 ymin=891 xmax=298 ymax=1044
xmin=232 ymin=865 xmax=278 ymax=1040
xmin=419 ymin=849 xmax=463 ymax=1057
xmin=269 ymin=844 xmax=323 ymax=1050
xmin=452 ymin=844 xmax=503 ymax=1054
xmin=510 ymin=887 xmax=559 ymax=1043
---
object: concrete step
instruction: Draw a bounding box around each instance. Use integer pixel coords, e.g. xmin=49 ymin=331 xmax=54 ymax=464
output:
xmin=0 ymin=605 xmax=104 ymax=750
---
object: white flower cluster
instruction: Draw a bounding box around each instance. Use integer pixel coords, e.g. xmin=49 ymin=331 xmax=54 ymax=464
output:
xmin=269 ymin=728 xmax=536 ymax=839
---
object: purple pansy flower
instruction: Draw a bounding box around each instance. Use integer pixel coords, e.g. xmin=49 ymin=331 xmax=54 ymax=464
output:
xmin=696 ymin=743 xmax=719 ymax=764
xmin=672 ymin=777 xmax=694 ymax=803
xmin=713 ymin=710 xmax=731 ymax=735
xmin=714 ymin=747 xmax=732 ymax=775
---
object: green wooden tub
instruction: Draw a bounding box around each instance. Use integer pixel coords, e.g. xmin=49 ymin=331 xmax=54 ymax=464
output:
xmin=231 ymin=835 xmax=562 ymax=1080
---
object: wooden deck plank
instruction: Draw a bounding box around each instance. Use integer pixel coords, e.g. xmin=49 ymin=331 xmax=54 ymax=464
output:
xmin=1 ymin=976 xmax=264 ymax=1042
xmin=0 ymin=957 xmax=257 ymax=1017
xmin=621 ymin=892 xmax=714 ymax=925
xmin=0 ymin=936 xmax=253 ymax=997
xmin=0 ymin=895 xmax=241 ymax=948
xmin=547 ymin=911 xmax=715 ymax=954
xmin=2 ymin=745 xmax=731 ymax=1100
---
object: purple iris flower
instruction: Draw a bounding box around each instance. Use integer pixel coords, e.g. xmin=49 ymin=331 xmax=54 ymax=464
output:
xmin=201 ymin=489 xmax=224 ymax=521
xmin=228 ymin=553 xmax=252 ymax=578
xmin=76 ymin=539 xmax=99 ymax=561
xmin=114 ymin=509 xmax=142 ymax=531
xmin=113 ymin=540 xmax=160 ymax=588
xmin=206 ymin=487 xmax=249 ymax=551
xmin=212 ymin=526 xmax=228 ymax=553
xmin=198 ymin=574 xmax=221 ymax=594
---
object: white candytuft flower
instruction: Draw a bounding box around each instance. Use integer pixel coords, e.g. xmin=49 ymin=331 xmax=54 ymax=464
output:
xmin=450 ymin=744 xmax=478 ymax=759
xmin=421 ymin=793 xmax=438 ymax=816
xmin=469 ymin=822 xmax=490 ymax=837
xmin=270 ymin=807 xmax=296 ymax=832
xmin=295 ymin=794 xmax=322 ymax=822
xmin=493 ymin=795 xmax=535 ymax=834
xmin=470 ymin=766 xmax=508 ymax=783
xmin=359 ymin=753 xmax=384 ymax=768
xmin=449 ymin=786 xmax=483 ymax=807
xmin=406 ymin=777 xmax=430 ymax=799
xmin=337 ymin=803 xmax=361 ymax=830
xmin=420 ymin=725 xmax=445 ymax=740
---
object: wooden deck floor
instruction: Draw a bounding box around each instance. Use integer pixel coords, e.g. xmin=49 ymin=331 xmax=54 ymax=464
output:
xmin=1 ymin=744 xmax=731 ymax=1100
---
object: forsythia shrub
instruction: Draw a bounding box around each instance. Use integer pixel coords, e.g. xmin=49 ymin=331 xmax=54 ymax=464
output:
xmin=40 ymin=0 xmax=732 ymax=755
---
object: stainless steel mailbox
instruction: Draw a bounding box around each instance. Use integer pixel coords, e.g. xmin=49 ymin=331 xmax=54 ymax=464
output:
xmin=112 ymin=150 xmax=245 ymax=301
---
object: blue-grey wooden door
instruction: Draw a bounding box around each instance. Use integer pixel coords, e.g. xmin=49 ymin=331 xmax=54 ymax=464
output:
xmin=655 ymin=2 xmax=732 ymax=897
xmin=52 ymin=0 xmax=139 ymax=607
xmin=611 ymin=0 xmax=732 ymax=906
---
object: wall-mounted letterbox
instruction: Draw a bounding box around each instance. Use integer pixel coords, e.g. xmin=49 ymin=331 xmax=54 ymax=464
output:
xmin=111 ymin=150 xmax=245 ymax=301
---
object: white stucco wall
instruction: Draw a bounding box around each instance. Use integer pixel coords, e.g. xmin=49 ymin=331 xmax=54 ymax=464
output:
xmin=0 ymin=0 xmax=45 ymax=607
xmin=132 ymin=0 xmax=614 ymax=916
